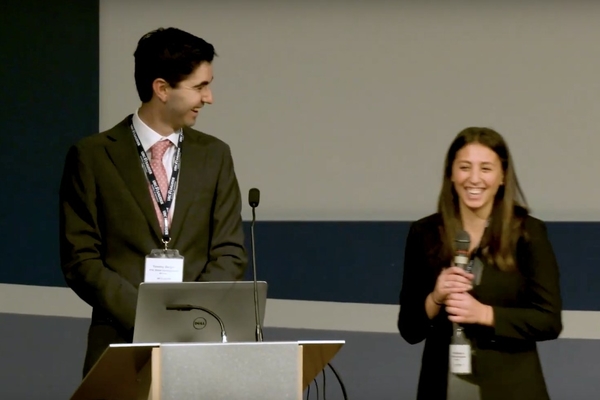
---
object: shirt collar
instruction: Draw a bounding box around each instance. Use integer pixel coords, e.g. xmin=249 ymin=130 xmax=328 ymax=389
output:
xmin=132 ymin=109 xmax=181 ymax=152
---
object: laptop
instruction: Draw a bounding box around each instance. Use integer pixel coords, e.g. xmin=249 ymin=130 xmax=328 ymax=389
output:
xmin=132 ymin=281 xmax=268 ymax=344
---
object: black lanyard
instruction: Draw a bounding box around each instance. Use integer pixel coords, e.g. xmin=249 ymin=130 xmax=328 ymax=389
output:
xmin=129 ymin=117 xmax=183 ymax=245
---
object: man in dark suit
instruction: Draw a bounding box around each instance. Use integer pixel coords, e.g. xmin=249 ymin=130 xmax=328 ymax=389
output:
xmin=59 ymin=27 xmax=247 ymax=377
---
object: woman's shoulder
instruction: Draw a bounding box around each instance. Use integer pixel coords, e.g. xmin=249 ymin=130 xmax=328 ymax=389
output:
xmin=513 ymin=206 xmax=551 ymax=245
xmin=411 ymin=213 xmax=443 ymax=230
xmin=408 ymin=213 xmax=444 ymax=243
xmin=407 ymin=207 xmax=548 ymax=239
xmin=408 ymin=213 xmax=448 ymax=266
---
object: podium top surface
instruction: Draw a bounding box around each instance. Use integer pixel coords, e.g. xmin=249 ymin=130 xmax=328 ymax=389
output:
xmin=108 ymin=339 xmax=344 ymax=348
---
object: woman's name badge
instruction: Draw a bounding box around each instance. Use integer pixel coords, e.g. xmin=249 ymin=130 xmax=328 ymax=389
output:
xmin=450 ymin=344 xmax=472 ymax=374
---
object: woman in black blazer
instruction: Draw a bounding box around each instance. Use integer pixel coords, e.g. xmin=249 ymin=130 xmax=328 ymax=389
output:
xmin=397 ymin=127 xmax=562 ymax=400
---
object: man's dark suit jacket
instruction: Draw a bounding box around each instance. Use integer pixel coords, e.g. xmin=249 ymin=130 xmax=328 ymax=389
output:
xmin=398 ymin=212 xmax=562 ymax=400
xmin=59 ymin=116 xmax=247 ymax=376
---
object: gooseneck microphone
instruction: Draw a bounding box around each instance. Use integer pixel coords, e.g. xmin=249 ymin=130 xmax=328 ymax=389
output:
xmin=248 ymin=188 xmax=263 ymax=342
xmin=166 ymin=304 xmax=228 ymax=343
xmin=454 ymin=230 xmax=471 ymax=272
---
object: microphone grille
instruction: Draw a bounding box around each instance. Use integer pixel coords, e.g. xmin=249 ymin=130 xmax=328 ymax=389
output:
xmin=455 ymin=230 xmax=471 ymax=252
xmin=248 ymin=188 xmax=260 ymax=207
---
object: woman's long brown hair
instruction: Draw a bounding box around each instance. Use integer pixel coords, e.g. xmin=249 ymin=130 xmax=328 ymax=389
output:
xmin=437 ymin=127 xmax=529 ymax=272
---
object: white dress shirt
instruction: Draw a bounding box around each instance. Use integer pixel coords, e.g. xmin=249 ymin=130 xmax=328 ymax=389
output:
xmin=131 ymin=109 xmax=181 ymax=218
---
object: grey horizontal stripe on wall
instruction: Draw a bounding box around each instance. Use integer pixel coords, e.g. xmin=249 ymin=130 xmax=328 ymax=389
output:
xmin=1 ymin=284 xmax=599 ymax=340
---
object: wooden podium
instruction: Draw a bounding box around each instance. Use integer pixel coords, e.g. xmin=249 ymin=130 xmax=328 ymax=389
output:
xmin=70 ymin=340 xmax=345 ymax=400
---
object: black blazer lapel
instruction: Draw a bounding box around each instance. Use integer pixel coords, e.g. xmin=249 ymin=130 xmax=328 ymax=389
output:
xmin=105 ymin=117 xmax=163 ymax=241
xmin=169 ymin=129 xmax=210 ymax=245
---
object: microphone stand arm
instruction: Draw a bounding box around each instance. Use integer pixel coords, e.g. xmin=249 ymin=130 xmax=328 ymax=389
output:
xmin=251 ymin=206 xmax=263 ymax=342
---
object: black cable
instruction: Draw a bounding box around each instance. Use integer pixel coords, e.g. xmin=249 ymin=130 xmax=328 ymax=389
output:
xmin=323 ymin=365 xmax=327 ymax=400
xmin=314 ymin=378 xmax=320 ymax=400
xmin=327 ymin=362 xmax=348 ymax=400
xmin=306 ymin=380 xmax=310 ymax=400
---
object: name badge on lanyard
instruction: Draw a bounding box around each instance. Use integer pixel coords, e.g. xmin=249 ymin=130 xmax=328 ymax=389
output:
xmin=129 ymin=116 xmax=185 ymax=283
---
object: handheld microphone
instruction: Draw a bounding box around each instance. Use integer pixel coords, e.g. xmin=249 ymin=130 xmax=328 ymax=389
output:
xmin=454 ymin=230 xmax=471 ymax=272
xmin=450 ymin=230 xmax=473 ymax=375
xmin=248 ymin=188 xmax=263 ymax=342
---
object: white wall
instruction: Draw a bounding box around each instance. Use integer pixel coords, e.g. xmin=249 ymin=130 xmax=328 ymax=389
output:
xmin=100 ymin=0 xmax=600 ymax=221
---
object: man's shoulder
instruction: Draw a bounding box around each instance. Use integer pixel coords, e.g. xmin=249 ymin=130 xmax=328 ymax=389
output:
xmin=183 ymin=127 xmax=232 ymax=153
xmin=71 ymin=115 xmax=131 ymax=151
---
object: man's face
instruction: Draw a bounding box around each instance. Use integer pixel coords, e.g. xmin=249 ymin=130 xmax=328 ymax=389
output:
xmin=164 ymin=61 xmax=214 ymax=129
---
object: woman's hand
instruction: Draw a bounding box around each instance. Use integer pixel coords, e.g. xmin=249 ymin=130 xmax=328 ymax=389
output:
xmin=431 ymin=266 xmax=474 ymax=305
xmin=445 ymin=292 xmax=494 ymax=326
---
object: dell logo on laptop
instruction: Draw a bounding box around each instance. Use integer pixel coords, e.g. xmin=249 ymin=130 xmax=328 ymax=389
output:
xmin=193 ymin=317 xmax=207 ymax=330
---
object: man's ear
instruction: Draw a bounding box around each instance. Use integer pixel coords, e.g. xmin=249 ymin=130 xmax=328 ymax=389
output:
xmin=152 ymin=78 xmax=170 ymax=103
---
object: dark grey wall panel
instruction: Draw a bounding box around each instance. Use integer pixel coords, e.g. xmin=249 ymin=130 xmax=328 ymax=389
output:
xmin=0 ymin=0 xmax=99 ymax=287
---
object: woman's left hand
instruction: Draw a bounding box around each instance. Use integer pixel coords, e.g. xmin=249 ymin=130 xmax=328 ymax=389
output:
xmin=445 ymin=292 xmax=493 ymax=326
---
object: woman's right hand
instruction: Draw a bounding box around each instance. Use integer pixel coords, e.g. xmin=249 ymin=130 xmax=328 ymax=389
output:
xmin=431 ymin=266 xmax=474 ymax=305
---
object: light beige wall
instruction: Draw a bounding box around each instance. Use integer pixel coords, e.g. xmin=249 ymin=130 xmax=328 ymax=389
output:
xmin=100 ymin=0 xmax=600 ymax=221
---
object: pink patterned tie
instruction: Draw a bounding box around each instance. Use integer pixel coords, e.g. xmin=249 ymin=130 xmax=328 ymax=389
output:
xmin=148 ymin=140 xmax=173 ymax=231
